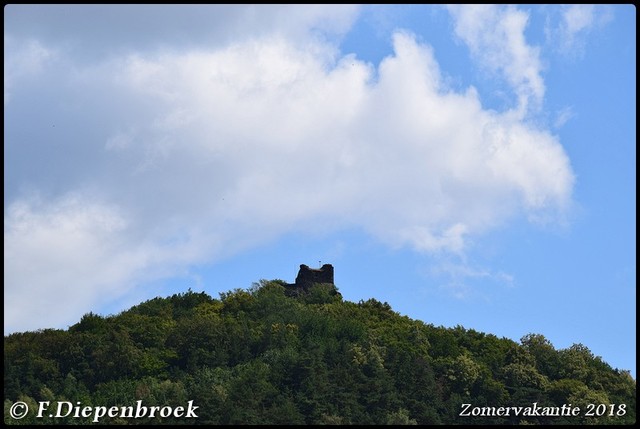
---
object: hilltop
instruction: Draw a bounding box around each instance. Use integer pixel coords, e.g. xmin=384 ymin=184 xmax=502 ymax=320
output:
xmin=4 ymin=277 xmax=636 ymax=425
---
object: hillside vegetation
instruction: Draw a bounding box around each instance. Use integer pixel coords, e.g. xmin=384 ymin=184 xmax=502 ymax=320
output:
xmin=4 ymin=281 xmax=636 ymax=425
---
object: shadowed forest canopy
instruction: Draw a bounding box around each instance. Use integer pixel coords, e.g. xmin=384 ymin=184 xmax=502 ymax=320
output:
xmin=4 ymin=281 xmax=636 ymax=425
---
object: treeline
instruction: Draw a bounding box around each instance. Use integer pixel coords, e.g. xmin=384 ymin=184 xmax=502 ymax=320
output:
xmin=4 ymin=281 xmax=636 ymax=425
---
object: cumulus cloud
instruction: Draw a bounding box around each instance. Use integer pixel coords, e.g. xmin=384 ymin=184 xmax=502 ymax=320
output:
xmin=4 ymin=6 xmax=575 ymax=332
xmin=4 ymin=195 xmax=131 ymax=332
xmin=102 ymin=31 xmax=572 ymax=246
xmin=3 ymin=193 xmax=220 ymax=333
xmin=447 ymin=4 xmax=545 ymax=115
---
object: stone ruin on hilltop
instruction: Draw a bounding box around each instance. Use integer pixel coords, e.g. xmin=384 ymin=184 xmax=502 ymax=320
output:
xmin=284 ymin=263 xmax=335 ymax=296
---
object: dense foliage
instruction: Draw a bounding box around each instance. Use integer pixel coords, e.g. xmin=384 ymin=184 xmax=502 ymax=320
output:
xmin=4 ymin=281 xmax=636 ymax=425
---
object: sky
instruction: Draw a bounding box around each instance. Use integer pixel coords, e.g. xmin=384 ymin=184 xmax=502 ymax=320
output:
xmin=4 ymin=5 xmax=636 ymax=376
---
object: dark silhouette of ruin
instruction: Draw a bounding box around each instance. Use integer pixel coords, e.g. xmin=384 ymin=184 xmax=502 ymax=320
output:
xmin=284 ymin=264 xmax=336 ymax=296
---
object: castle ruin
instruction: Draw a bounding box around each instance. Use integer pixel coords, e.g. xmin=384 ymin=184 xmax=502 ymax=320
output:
xmin=294 ymin=264 xmax=334 ymax=288
xmin=284 ymin=264 xmax=335 ymax=295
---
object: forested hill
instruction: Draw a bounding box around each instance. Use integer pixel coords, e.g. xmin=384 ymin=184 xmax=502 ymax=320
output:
xmin=4 ymin=281 xmax=636 ymax=425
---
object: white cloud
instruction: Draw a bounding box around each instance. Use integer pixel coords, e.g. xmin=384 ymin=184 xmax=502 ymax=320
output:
xmin=554 ymin=106 xmax=575 ymax=129
xmin=4 ymin=36 xmax=56 ymax=103
xmin=3 ymin=193 xmax=219 ymax=333
xmin=564 ymin=4 xmax=595 ymax=35
xmin=545 ymin=5 xmax=613 ymax=58
xmin=3 ymin=5 xmax=360 ymax=60
xmin=447 ymin=5 xmax=545 ymax=115
xmin=430 ymin=258 xmax=515 ymax=300
xmin=4 ymin=19 xmax=575 ymax=332
xmin=4 ymin=195 xmax=131 ymax=332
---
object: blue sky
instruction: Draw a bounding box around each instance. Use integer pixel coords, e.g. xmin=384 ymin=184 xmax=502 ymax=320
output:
xmin=4 ymin=5 xmax=635 ymax=376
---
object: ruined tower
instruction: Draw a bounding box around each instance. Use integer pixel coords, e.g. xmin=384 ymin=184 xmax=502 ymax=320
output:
xmin=294 ymin=264 xmax=334 ymax=288
xmin=283 ymin=263 xmax=335 ymax=296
